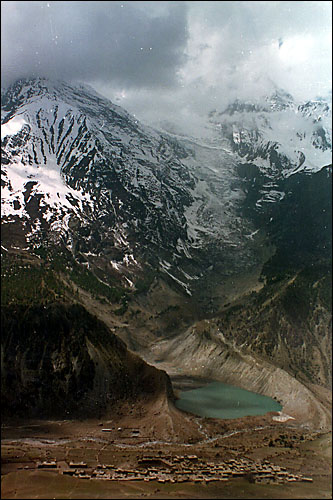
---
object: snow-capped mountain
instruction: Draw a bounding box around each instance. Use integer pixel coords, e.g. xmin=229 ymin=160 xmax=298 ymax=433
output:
xmin=1 ymin=79 xmax=332 ymax=301
xmin=1 ymin=78 xmax=203 ymax=291
xmin=206 ymin=89 xmax=331 ymax=215
xmin=209 ymin=88 xmax=331 ymax=174
xmin=1 ymin=78 xmax=266 ymax=298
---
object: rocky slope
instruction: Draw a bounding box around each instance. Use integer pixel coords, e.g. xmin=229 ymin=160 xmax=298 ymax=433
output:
xmin=141 ymin=265 xmax=332 ymax=430
xmin=1 ymin=257 xmax=174 ymax=419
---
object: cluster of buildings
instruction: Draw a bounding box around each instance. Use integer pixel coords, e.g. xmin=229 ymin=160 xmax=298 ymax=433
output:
xmin=37 ymin=454 xmax=313 ymax=484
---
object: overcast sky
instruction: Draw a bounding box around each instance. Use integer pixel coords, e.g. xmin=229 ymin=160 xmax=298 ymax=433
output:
xmin=1 ymin=1 xmax=332 ymax=135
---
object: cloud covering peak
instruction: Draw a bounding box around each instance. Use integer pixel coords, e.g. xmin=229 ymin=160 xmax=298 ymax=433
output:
xmin=1 ymin=1 xmax=188 ymax=88
xmin=1 ymin=1 xmax=332 ymax=135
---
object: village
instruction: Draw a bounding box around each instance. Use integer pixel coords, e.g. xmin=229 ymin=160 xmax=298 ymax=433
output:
xmin=3 ymin=415 xmax=329 ymax=500
xmin=36 ymin=453 xmax=314 ymax=485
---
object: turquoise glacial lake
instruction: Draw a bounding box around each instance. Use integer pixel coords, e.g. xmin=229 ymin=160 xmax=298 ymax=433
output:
xmin=175 ymin=381 xmax=282 ymax=419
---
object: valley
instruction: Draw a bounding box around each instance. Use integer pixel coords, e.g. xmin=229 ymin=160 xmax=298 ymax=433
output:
xmin=1 ymin=250 xmax=331 ymax=498
xmin=1 ymin=398 xmax=332 ymax=499
xmin=1 ymin=77 xmax=332 ymax=499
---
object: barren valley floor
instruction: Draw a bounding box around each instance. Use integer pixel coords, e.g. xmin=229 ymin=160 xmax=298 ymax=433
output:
xmin=1 ymin=401 xmax=331 ymax=499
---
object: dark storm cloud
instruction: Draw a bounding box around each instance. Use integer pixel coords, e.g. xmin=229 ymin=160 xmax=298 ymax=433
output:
xmin=1 ymin=1 xmax=189 ymax=88
xmin=1 ymin=1 xmax=331 ymax=137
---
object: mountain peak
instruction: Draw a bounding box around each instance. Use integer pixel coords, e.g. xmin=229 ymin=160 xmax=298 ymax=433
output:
xmin=1 ymin=76 xmax=199 ymax=294
xmin=1 ymin=77 xmax=137 ymax=129
xmin=265 ymin=88 xmax=294 ymax=111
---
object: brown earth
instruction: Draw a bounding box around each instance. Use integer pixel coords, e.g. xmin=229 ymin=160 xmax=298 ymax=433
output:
xmin=1 ymin=391 xmax=332 ymax=499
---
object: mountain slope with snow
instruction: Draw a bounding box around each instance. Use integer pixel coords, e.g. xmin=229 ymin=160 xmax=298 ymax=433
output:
xmin=1 ymin=78 xmax=266 ymax=299
xmin=209 ymin=89 xmax=331 ymax=178
xmin=1 ymin=78 xmax=201 ymax=291
xmin=1 ymin=79 xmax=331 ymax=298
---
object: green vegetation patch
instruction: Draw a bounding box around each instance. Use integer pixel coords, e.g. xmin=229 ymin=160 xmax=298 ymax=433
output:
xmin=1 ymin=254 xmax=72 ymax=306
xmin=69 ymin=263 xmax=126 ymax=304
xmin=1 ymin=246 xmax=128 ymax=308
